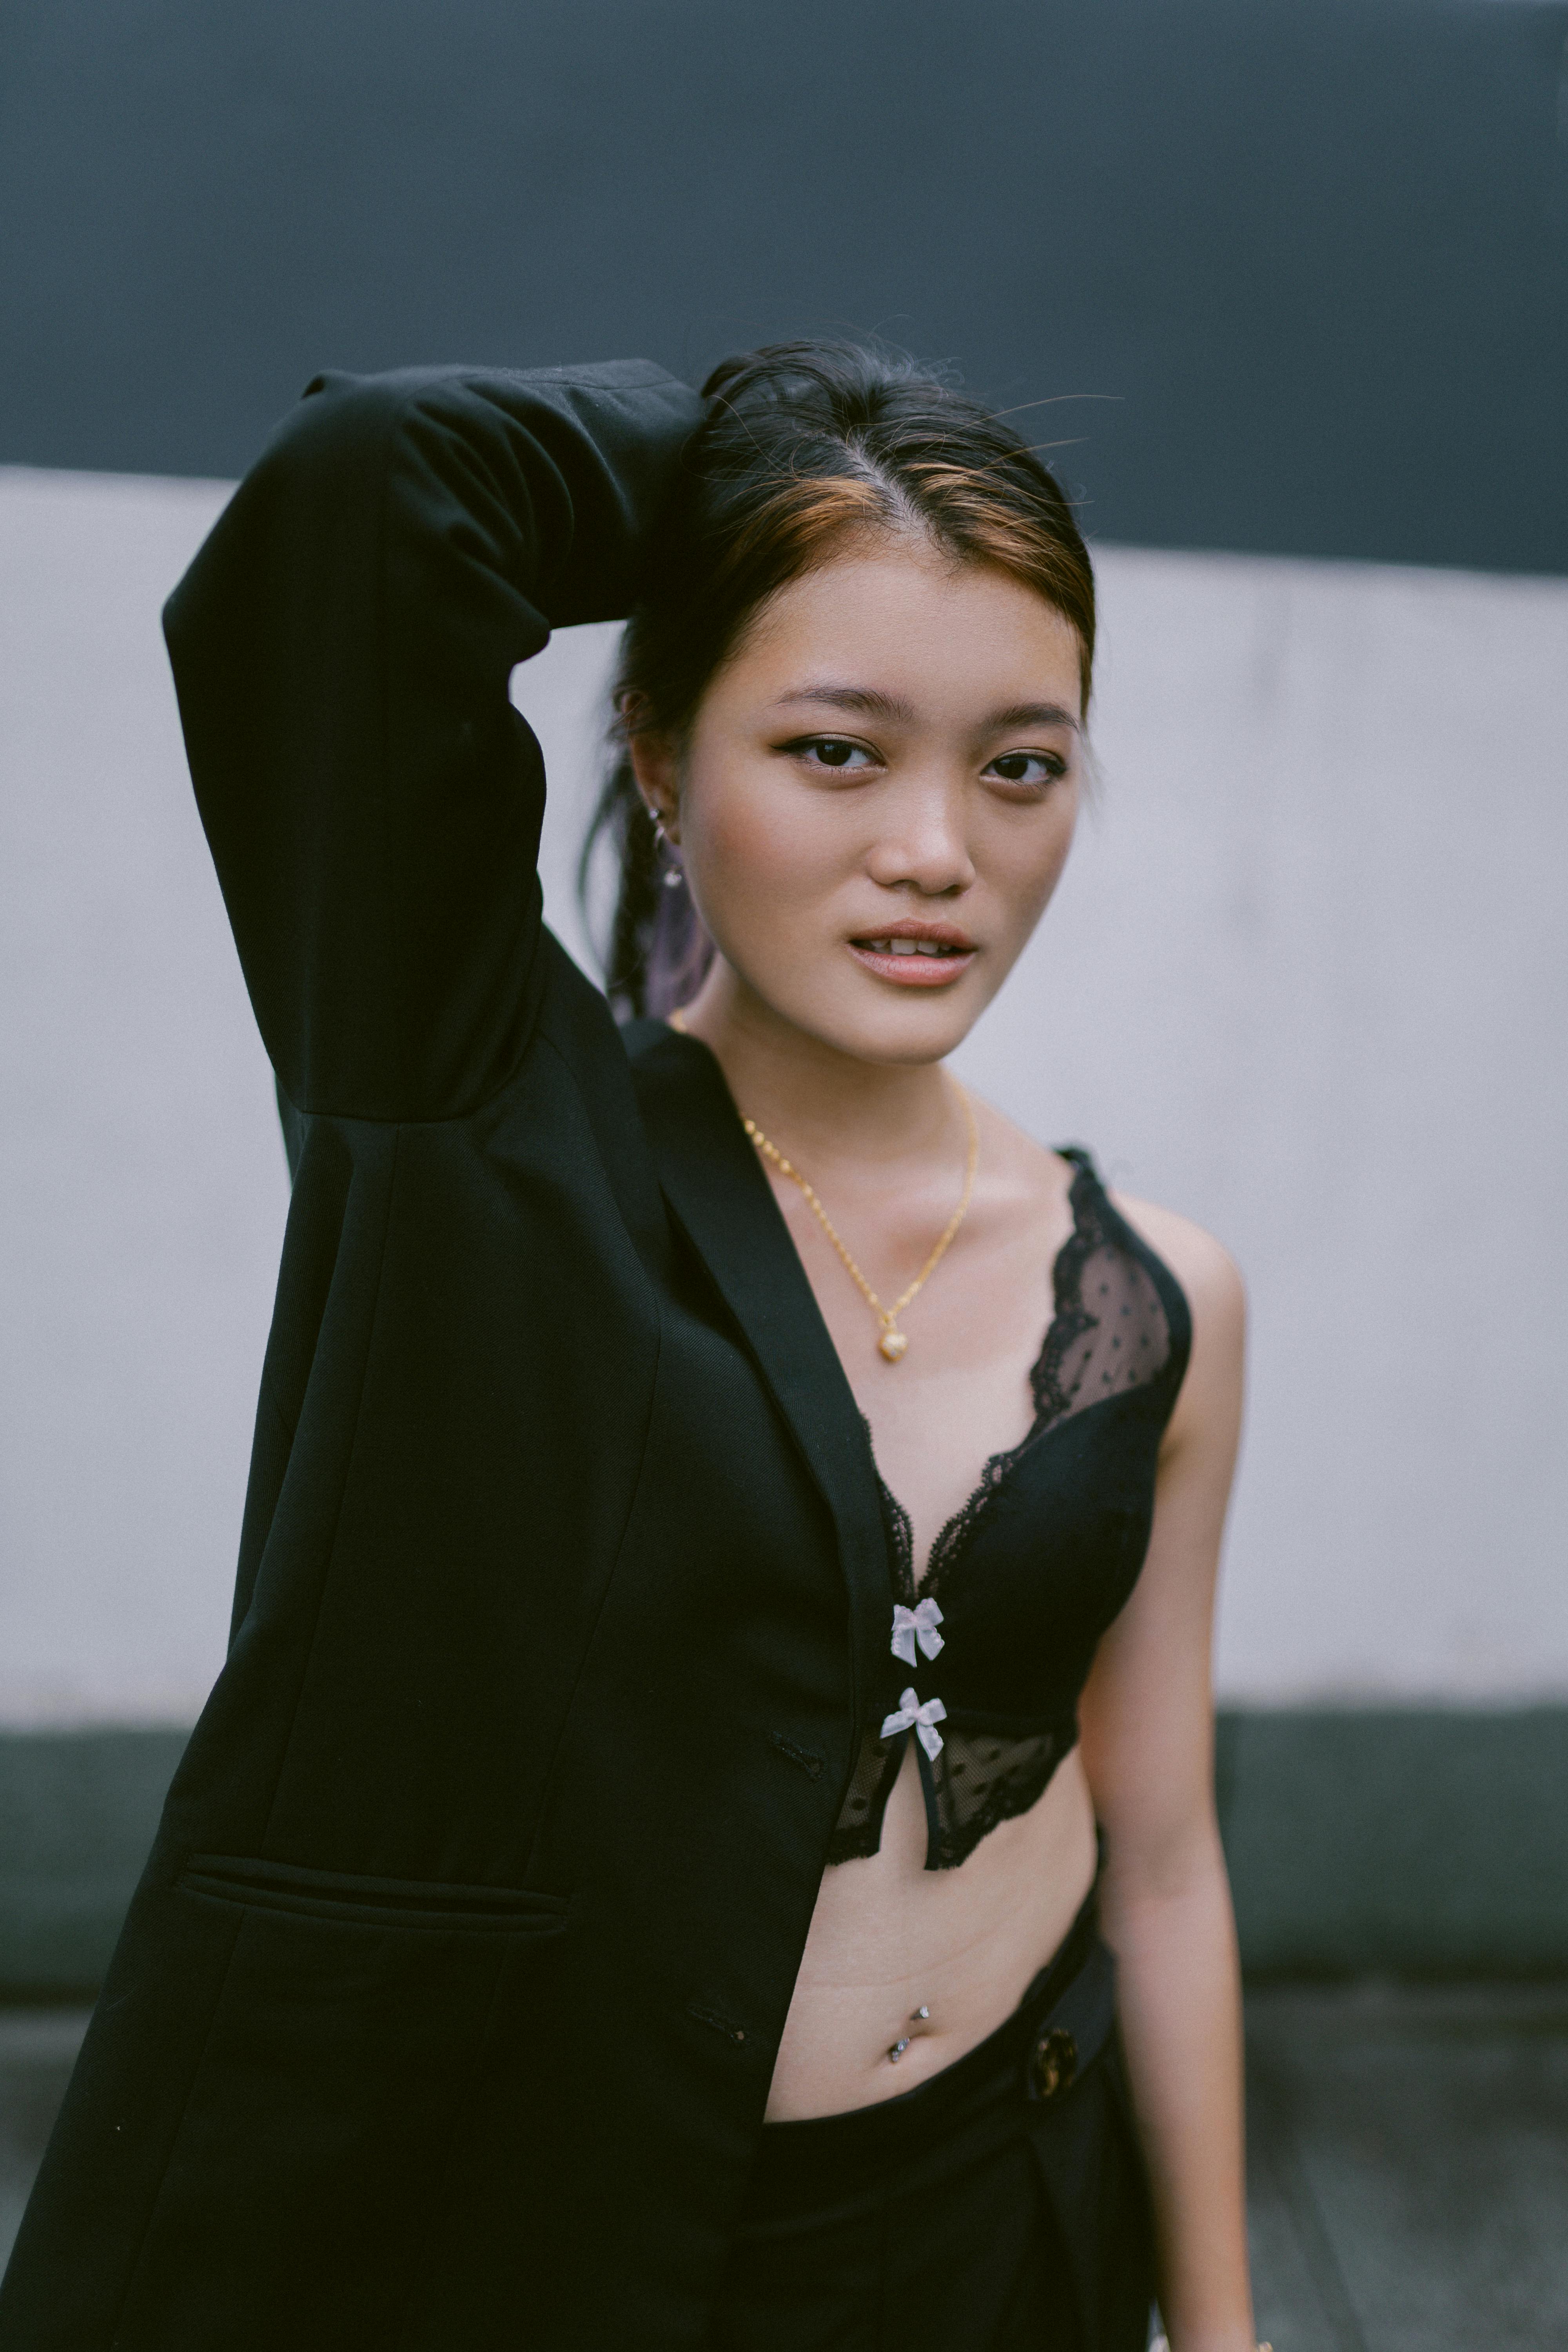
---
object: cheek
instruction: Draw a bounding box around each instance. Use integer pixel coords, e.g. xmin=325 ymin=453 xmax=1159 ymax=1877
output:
xmin=988 ymin=800 xmax=1078 ymax=939
xmin=684 ymin=759 xmax=839 ymax=914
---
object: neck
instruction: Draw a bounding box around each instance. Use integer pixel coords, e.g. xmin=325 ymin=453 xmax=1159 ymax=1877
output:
xmin=675 ymin=958 xmax=958 ymax=1178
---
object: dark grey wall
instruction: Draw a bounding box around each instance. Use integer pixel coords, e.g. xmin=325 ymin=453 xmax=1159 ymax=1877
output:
xmin=5 ymin=1713 xmax=1567 ymax=1997
xmin=2 ymin=0 xmax=1565 ymax=571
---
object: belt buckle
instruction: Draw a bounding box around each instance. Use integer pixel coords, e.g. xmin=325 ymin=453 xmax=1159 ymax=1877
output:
xmin=1028 ymin=2025 xmax=1077 ymax=2102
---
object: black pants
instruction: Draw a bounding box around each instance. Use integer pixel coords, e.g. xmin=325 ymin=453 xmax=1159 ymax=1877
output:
xmin=709 ymin=1897 xmax=1155 ymax=2352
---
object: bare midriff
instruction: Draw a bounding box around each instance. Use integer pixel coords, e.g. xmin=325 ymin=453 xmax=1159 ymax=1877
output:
xmin=765 ymin=1739 xmax=1098 ymax=2121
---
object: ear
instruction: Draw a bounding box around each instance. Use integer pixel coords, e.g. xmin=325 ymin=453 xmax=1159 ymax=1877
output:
xmin=628 ymin=731 xmax=682 ymax=844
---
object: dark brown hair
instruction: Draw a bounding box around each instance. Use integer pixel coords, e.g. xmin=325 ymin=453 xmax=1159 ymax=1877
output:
xmin=582 ymin=341 xmax=1095 ymax=1018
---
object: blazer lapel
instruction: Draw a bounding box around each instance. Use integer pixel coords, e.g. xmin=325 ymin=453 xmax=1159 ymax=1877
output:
xmin=624 ymin=1021 xmax=890 ymax=1718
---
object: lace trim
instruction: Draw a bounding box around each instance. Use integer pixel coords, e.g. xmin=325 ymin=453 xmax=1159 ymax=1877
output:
xmin=871 ymin=1158 xmax=1093 ymax=1604
xmin=887 ymin=1158 xmax=1170 ymax=1607
xmin=922 ymin=1161 xmax=1094 ymax=1601
xmin=927 ymin=1724 xmax=1073 ymax=1868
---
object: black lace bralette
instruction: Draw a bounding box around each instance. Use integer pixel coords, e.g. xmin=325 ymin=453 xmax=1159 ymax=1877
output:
xmin=828 ymin=1148 xmax=1192 ymax=1872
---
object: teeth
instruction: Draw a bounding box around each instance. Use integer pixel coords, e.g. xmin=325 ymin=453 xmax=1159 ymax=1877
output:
xmin=862 ymin=938 xmax=956 ymax=957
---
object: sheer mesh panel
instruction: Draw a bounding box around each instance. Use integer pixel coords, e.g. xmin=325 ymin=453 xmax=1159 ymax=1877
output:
xmin=1030 ymin=1206 xmax=1172 ymax=1428
xmin=825 ymin=1724 xmax=906 ymax=1864
xmin=928 ymin=1726 xmax=1068 ymax=1870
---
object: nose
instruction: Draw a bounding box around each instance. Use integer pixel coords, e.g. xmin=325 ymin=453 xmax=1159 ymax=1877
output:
xmin=864 ymin=776 xmax=975 ymax=898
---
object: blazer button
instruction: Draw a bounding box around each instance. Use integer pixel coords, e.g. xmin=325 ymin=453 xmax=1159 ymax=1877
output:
xmin=1029 ymin=2027 xmax=1077 ymax=2101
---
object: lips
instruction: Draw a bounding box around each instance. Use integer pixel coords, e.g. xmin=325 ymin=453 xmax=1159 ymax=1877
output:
xmin=847 ymin=926 xmax=977 ymax=986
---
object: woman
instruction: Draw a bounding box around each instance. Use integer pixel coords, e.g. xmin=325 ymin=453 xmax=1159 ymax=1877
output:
xmin=1 ymin=345 xmax=1258 ymax=2352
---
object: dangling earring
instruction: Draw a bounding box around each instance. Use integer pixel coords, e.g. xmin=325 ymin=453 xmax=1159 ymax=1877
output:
xmin=651 ymin=813 xmax=684 ymax=891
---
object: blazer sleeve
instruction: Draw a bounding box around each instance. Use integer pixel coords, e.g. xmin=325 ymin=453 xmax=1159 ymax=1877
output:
xmin=163 ymin=359 xmax=704 ymax=1122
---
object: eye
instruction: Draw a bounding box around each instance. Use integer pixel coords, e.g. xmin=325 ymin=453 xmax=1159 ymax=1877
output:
xmin=986 ymin=750 xmax=1068 ymax=790
xmin=781 ymin=735 xmax=879 ymax=773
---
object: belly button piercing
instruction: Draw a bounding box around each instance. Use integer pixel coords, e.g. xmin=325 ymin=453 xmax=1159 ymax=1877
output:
xmin=889 ymin=2006 xmax=931 ymax=2059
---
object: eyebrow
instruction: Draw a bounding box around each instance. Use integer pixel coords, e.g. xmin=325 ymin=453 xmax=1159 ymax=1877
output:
xmin=773 ymin=684 xmax=1080 ymax=734
xmin=773 ymin=684 xmax=918 ymax=723
xmin=984 ymin=700 xmax=1081 ymax=735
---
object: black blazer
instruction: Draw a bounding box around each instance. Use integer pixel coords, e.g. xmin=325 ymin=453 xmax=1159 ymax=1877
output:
xmin=0 ymin=364 xmax=897 ymax=2351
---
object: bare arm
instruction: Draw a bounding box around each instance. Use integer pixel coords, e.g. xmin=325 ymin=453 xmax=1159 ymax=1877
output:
xmin=1078 ymin=1203 xmax=1255 ymax=2352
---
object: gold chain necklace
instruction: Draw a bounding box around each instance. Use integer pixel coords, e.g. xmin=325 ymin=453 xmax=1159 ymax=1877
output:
xmin=669 ymin=1008 xmax=978 ymax=1362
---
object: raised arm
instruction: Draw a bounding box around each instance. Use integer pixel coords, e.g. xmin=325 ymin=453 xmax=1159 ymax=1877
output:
xmin=164 ymin=360 xmax=703 ymax=1122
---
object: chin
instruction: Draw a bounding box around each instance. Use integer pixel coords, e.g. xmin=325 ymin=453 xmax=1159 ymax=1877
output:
xmin=804 ymin=983 xmax=983 ymax=1067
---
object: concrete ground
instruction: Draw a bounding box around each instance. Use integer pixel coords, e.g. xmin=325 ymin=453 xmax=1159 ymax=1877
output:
xmin=3 ymin=1985 xmax=1566 ymax=2342
xmin=1245 ymin=1981 xmax=1568 ymax=2350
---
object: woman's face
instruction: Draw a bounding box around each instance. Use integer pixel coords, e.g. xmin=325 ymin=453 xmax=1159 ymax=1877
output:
xmin=639 ymin=534 xmax=1085 ymax=1066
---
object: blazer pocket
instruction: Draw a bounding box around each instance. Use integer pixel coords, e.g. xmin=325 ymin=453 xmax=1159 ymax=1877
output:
xmin=176 ymin=1851 xmax=568 ymax=1935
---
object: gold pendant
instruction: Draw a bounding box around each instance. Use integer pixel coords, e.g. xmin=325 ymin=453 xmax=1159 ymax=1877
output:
xmin=878 ymin=1329 xmax=909 ymax=1363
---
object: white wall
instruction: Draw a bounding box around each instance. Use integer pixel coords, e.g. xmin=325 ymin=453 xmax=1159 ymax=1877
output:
xmin=2 ymin=471 xmax=268 ymax=1727
xmin=2 ymin=466 xmax=1564 ymax=1725
xmin=951 ymin=551 xmax=1568 ymax=1700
